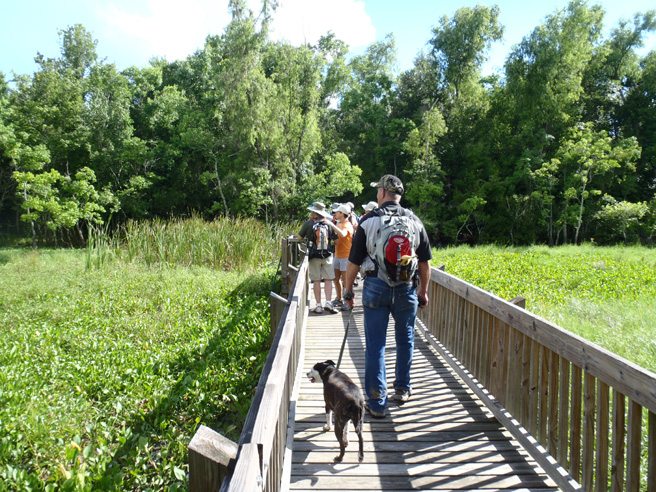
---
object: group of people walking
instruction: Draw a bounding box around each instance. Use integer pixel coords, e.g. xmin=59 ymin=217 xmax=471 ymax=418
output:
xmin=297 ymin=200 xmax=372 ymax=313
xmin=297 ymin=174 xmax=432 ymax=419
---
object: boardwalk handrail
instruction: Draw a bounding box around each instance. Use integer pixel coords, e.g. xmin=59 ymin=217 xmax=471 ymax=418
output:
xmin=419 ymin=266 xmax=656 ymax=491
xmin=219 ymin=238 xmax=308 ymax=491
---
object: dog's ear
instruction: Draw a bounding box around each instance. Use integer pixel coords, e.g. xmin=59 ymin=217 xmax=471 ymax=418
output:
xmin=325 ymin=360 xmax=336 ymax=367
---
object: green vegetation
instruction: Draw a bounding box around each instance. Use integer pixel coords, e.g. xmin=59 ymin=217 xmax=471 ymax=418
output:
xmin=0 ymin=217 xmax=284 ymax=490
xmin=433 ymin=244 xmax=656 ymax=370
xmin=85 ymin=215 xmax=285 ymax=271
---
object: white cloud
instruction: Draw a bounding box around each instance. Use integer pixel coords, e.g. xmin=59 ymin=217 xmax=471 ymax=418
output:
xmin=269 ymin=0 xmax=376 ymax=49
xmin=97 ymin=0 xmax=232 ymax=63
xmin=95 ymin=0 xmax=376 ymax=67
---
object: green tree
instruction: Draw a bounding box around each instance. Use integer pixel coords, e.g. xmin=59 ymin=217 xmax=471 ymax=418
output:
xmin=594 ymin=197 xmax=648 ymax=242
xmin=423 ymin=5 xmax=502 ymax=243
xmin=297 ymin=152 xmax=363 ymax=207
xmin=403 ymin=106 xmax=447 ymax=235
xmin=337 ymin=36 xmax=407 ymax=185
xmin=546 ymin=122 xmax=641 ymax=243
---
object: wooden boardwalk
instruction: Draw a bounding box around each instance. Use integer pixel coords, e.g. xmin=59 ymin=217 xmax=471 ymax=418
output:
xmin=287 ymin=300 xmax=560 ymax=491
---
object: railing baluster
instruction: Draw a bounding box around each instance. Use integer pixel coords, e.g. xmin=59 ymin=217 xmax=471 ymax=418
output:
xmin=571 ymin=364 xmax=583 ymax=482
xmin=539 ymin=345 xmax=549 ymax=443
xmin=520 ymin=332 xmax=532 ymax=425
xmin=649 ymin=410 xmax=655 ymax=492
xmin=626 ymin=400 xmax=642 ymax=491
xmin=558 ymin=357 xmax=570 ymax=467
xmin=596 ymin=381 xmax=609 ymax=492
xmin=548 ymin=351 xmax=559 ymax=457
xmin=583 ymin=371 xmax=596 ymax=490
xmin=528 ymin=336 xmax=540 ymax=438
xmin=611 ymin=390 xmax=626 ymax=492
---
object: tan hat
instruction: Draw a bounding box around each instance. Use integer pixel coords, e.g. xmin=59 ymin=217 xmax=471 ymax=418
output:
xmin=370 ymin=174 xmax=404 ymax=195
xmin=307 ymin=201 xmax=331 ymax=218
xmin=362 ymin=201 xmax=378 ymax=212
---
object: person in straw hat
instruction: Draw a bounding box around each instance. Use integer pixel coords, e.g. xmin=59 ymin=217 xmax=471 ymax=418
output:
xmin=297 ymin=201 xmax=347 ymax=314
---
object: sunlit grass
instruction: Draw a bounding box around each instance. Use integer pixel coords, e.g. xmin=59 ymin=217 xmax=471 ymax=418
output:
xmin=86 ymin=215 xmax=294 ymax=271
xmin=1 ymin=237 xmax=276 ymax=489
xmin=432 ymin=244 xmax=656 ymax=371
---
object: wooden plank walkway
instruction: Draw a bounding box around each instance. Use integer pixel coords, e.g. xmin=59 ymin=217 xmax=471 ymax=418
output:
xmin=287 ymin=298 xmax=561 ymax=491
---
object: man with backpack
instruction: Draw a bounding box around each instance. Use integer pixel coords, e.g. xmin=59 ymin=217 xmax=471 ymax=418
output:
xmin=342 ymin=175 xmax=431 ymax=418
xmin=297 ymin=201 xmax=344 ymax=314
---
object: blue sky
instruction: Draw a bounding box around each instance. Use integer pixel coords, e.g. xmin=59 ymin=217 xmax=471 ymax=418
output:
xmin=1 ymin=0 xmax=655 ymax=79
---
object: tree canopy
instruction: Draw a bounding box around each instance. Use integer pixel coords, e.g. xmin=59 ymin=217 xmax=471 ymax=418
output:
xmin=1 ymin=1 xmax=655 ymax=245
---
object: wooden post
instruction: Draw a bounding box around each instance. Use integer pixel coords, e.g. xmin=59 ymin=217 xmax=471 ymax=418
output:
xmin=269 ymin=292 xmax=290 ymax=343
xmin=280 ymin=238 xmax=290 ymax=296
xmin=188 ymin=425 xmax=238 ymax=492
xmin=509 ymin=296 xmax=526 ymax=308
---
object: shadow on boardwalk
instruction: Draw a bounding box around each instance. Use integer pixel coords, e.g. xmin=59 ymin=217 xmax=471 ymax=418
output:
xmin=290 ymin=300 xmax=558 ymax=490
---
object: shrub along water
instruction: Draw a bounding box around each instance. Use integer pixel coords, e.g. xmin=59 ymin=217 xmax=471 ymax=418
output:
xmin=1 ymin=217 xmax=292 ymax=490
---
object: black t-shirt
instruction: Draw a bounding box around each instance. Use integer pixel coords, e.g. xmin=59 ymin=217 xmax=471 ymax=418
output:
xmin=348 ymin=201 xmax=432 ymax=266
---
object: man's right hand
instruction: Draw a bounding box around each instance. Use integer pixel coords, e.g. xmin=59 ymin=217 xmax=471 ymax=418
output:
xmin=343 ymin=289 xmax=355 ymax=310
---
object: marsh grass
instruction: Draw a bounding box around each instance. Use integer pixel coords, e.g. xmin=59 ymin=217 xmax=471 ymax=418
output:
xmin=86 ymin=216 xmax=290 ymax=271
xmin=434 ymin=244 xmax=656 ymax=370
xmin=1 ymin=214 xmax=288 ymax=489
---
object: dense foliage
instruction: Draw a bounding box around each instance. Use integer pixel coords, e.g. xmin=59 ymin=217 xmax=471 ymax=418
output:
xmin=0 ymin=246 xmax=274 ymax=490
xmin=1 ymin=0 xmax=655 ymax=245
xmin=434 ymin=244 xmax=656 ymax=369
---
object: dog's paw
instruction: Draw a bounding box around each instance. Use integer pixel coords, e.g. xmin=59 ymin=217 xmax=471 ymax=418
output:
xmin=333 ymin=455 xmax=343 ymax=463
xmin=323 ymin=424 xmax=331 ymax=431
xmin=358 ymin=453 xmax=364 ymax=463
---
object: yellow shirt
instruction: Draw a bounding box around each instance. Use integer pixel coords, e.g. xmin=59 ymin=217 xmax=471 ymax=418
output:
xmin=335 ymin=221 xmax=354 ymax=259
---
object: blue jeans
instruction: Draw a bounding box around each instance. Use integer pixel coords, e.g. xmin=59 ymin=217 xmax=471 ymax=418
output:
xmin=361 ymin=276 xmax=418 ymax=412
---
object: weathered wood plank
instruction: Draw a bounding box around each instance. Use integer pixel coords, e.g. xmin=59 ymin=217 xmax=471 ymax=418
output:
xmin=292 ymin=449 xmax=535 ymax=464
xmin=611 ymin=390 xmax=626 ymax=492
xmin=292 ymin=461 xmax=548 ymax=476
xmin=582 ymin=372 xmax=596 ymax=491
xmin=188 ymin=426 xmax=237 ymax=492
xmin=626 ymin=400 xmax=642 ymax=491
xmin=429 ymin=267 xmax=656 ymax=414
xmin=570 ymin=364 xmax=583 ymax=482
xmin=596 ymin=381 xmax=610 ymax=492
xmin=558 ymin=357 xmax=570 ymax=467
xmin=290 ymin=474 xmax=557 ymax=490
xmin=649 ymin=410 xmax=656 ymax=492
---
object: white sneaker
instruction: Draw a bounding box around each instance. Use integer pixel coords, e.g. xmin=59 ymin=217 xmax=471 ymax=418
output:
xmin=324 ymin=301 xmax=337 ymax=313
xmin=314 ymin=304 xmax=324 ymax=314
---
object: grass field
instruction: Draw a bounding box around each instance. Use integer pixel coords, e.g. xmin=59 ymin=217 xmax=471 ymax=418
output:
xmin=432 ymin=244 xmax=656 ymax=371
xmin=0 ymin=240 xmax=277 ymax=489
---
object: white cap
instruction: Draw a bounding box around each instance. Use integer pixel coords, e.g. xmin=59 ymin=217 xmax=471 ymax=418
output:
xmin=334 ymin=204 xmax=351 ymax=215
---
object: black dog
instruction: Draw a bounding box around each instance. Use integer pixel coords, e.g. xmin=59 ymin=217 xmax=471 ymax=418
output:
xmin=307 ymin=360 xmax=364 ymax=463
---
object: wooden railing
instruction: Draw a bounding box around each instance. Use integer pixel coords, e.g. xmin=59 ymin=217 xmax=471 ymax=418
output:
xmin=189 ymin=237 xmax=308 ymax=491
xmin=223 ymin=240 xmax=308 ymax=491
xmin=418 ymin=266 xmax=656 ymax=492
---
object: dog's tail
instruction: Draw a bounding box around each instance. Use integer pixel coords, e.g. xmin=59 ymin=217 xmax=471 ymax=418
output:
xmin=354 ymin=401 xmax=364 ymax=431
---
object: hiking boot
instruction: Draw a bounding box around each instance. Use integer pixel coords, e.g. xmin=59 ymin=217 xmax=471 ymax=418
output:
xmin=390 ymin=388 xmax=412 ymax=404
xmin=324 ymin=301 xmax=338 ymax=313
xmin=332 ymin=299 xmax=343 ymax=307
xmin=313 ymin=304 xmax=324 ymax=314
xmin=364 ymin=403 xmax=385 ymax=419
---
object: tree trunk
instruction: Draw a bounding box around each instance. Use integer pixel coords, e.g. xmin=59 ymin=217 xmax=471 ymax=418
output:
xmin=214 ymin=161 xmax=230 ymax=218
